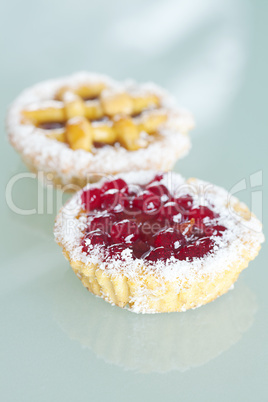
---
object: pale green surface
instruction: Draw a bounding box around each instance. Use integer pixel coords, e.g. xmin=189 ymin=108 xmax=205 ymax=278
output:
xmin=1 ymin=1 xmax=267 ymax=401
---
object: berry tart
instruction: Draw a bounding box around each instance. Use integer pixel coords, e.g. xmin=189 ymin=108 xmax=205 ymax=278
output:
xmin=7 ymin=72 xmax=193 ymax=189
xmin=54 ymin=171 xmax=264 ymax=313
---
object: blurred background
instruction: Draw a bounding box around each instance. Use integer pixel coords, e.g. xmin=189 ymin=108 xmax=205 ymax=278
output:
xmin=1 ymin=1 xmax=267 ymax=401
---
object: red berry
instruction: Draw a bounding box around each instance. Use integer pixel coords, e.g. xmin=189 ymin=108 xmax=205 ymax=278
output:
xmin=139 ymin=219 xmax=165 ymax=245
xmin=132 ymin=240 xmax=151 ymax=259
xmin=110 ymin=220 xmax=139 ymax=244
xmin=203 ymin=225 xmax=227 ymax=237
xmin=175 ymin=194 xmax=193 ymax=212
xmin=148 ymin=173 xmax=164 ymax=184
xmin=89 ymin=214 xmax=115 ymax=233
xmin=159 ymin=201 xmax=181 ymax=220
xmin=154 ymin=228 xmax=183 ymax=249
xmin=177 ymin=237 xmax=214 ymax=261
xmin=213 ymin=225 xmax=227 ymax=236
xmin=133 ymin=191 xmax=162 ymax=216
xmin=146 ymin=184 xmax=170 ymax=202
xmin=176 ymin=245 xmax=193 ymax=261
xmin=81 ymin=230 xmax=109 ymax=253
xmin=194 ymin=237 xmax=214 ymax=257
xmin=188 ymin=206 xmax=217 ymax=221
xmin=132 ymin=192 xmax=145 ymax=210
xmin=101 ymin=189 xmax=128 ymax=212
xmin=146 ymin=246 xmax=172 ymax=262
xmin=126 ymin=184 xmax=141 ymax=198
xmin=81 ymin=187 xmax=102 ymax=211
xmin=102 ymin=178 xmax=128 ymax=193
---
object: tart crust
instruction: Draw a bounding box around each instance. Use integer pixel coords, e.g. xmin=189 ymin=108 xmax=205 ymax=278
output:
xmin=63 ymin=245 xmax=259 ymax=313
xmin=7 ymin=72 xmax=194 ymax=189
xmin=54 ymin=171 xmax=264 ymax=313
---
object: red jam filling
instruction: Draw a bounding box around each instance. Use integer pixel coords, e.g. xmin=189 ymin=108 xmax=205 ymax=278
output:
xmin=80 ymin=175 xmax=227 ymax=262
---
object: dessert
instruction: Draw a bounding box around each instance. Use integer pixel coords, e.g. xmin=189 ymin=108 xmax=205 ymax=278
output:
xmin=54 ymin=171 xmax=264 ymax=313
xmin=7 ymin=72 xmax=194 ymax=189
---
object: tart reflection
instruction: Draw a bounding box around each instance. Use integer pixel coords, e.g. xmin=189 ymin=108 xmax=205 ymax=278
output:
xmin=54 ymin=270 xmax=257 ymax=373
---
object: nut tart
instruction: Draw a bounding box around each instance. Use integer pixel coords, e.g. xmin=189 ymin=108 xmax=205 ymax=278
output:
xmin=7 ymin=72 xmax=194 ymax=189
xmin=54 ymin=171 xmax=264 ymax=313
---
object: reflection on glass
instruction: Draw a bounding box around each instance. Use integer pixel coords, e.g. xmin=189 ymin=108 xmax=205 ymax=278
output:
xmin=54 ymin=270 xmax=257 ymax=373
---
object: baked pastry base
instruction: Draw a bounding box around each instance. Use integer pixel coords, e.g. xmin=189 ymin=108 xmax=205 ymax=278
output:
xmin=61 ymin=242 xmax=260 ymax=313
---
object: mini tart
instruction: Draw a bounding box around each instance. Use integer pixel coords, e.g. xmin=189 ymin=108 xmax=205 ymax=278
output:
xmin=7 ymin=72 xmax=194 ymax=189
xmin=54 ymin=171 xmax=264 ymax=313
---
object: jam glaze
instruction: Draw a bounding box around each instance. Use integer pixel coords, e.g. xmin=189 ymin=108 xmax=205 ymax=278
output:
xmin=81 ymin=174 xmax=227 ymax=262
